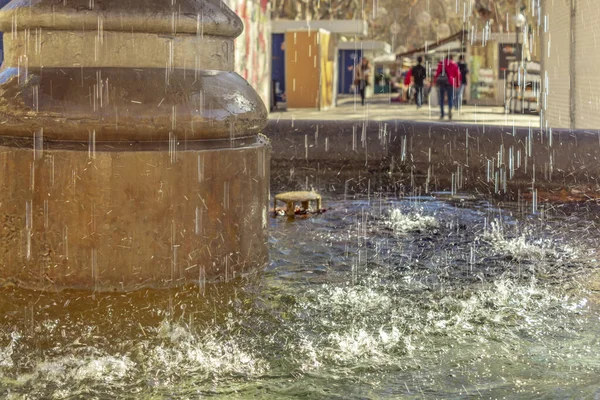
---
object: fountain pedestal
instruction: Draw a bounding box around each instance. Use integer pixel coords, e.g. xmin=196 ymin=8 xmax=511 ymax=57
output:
xmin=0 ymin=0 xmax=270 ymax=290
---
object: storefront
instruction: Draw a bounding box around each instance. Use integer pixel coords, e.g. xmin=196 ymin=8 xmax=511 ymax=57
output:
xmin=395 ymin=31 xmax=539 ymax=108
xmin=468 ymin=32 xmax=538 ymax=109
xmin=372 ymin=53 xmax=401 ymax=94
xmin=271 ymin=19 xmax=368 ymax=110
xmin=337 ymin=41 xmax=391 ymax=97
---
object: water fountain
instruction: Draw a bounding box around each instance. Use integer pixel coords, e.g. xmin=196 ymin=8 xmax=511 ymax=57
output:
xmin=0 ymin=0 xmax=270 ymax=291
xmin=0 ymin=2 xmax=599 ymax=398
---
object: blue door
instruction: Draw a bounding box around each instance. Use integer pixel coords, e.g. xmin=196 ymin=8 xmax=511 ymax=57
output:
xmin=0 ymin=0 xmax=10 ymax=64
xmin=338 ymin=49 xmax=362 ymax=94
xmin=271 ymin=33 xmax=286 ymax=103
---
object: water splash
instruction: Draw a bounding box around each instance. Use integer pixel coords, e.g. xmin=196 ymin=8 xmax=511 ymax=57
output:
xmin=385 ymin=208 xmax=438 ymax=233
xmin=480 ymin=219 xmax=578 ymax=263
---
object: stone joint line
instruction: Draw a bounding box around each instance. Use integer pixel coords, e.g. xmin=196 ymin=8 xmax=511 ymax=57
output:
xmin=3 ymin=30 xmax=234 ymax=70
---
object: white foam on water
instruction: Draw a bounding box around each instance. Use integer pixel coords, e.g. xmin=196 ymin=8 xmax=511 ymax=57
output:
xmin=291 ymin=338 xmax=322 ymax=373
xmin=72 ymin=355 xmax=133 ymax=382
xmin=0 ymin=331 xmax=21 ymax=369
xmin=0 ymin=343 xmax=14 ymax=369
xmin=293 ymin=273 xmax=589 ymax=370
xmin=386 ymin=208 xmax=439 ymax=233
xmin=322 ymin=284 xmax=390 ymax=312
xmin=0 ymin=318 xmax=269 ymax=396
xmin=480 ymin=219 xmax=579 ymax=263
xmin=325 ymin=326 xmax=410 ymax=365
xmin=0 ymin=274 xmax=591 ymax=397
xmin=6 ymin=352 xmax=134 ymax=396
xmin=145 ymin=319 xmax=269 ymax=384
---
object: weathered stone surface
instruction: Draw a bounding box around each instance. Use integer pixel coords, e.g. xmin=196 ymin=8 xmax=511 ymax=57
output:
xmin=0 ymin=137 xmax=270 ymax=291
xmin=3 ymin=31 xmax=236 ymax=70
xmin=0 ymin=0 xmax=243 ymax=37
xmin=0 ymin=0 xmax=267 ymax=142
xmin=265 ymin=119 xmax=600 ymax=200
xmin=0 ymin=68 xmax=267 ymax=141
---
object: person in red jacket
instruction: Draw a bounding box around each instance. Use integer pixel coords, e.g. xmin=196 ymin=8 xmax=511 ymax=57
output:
xmin=433 ymin=54 xmax=461 ymax=120
xmin=403 ymin=68 xmax=412 ymax=102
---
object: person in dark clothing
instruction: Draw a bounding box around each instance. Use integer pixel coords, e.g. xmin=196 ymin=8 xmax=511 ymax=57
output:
xmin=410 ymin=56 xmax=427 ymax=108
xmin=456 ymin=55 xmax=469 ymax=110
xmin=271 ymin=79 xmax=278 ymax=111
xmin=354 ymin=58 xmax=371 ymax=106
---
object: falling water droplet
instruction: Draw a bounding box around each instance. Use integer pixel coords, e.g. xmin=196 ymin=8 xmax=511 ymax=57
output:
xmin=33 ymin=128 xmax=43 ymax=160
xmin=88 ymin=130 xmax=96 ymax=160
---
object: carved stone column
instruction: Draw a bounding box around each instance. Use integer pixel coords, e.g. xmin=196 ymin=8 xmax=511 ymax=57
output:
xmin=0 ymin=0 xmax=270 ymax=291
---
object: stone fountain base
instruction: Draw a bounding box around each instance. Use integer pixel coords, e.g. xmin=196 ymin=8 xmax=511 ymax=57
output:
xmin=0 ymin=136 xmax=270 ymax=291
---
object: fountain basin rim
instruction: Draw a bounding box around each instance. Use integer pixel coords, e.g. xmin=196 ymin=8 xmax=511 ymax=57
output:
xmin=0 ymin=269 xmax=265 ymax=293
xmin=0 ymin=67 xmax=268 ymax=141
xmin=0 ymin=134 xmax=269 ymax=151
xmin=0 ymin=0 xmax=244 ymax=38
xmin=2 ymin=30 xmax=235 ymax=71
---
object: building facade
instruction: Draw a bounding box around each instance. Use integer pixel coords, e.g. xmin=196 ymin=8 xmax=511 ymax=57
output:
xmin=541 ymin=0 xmax=600 ymax=129
xmin=225 ymin=0 xmax=272 ymax=108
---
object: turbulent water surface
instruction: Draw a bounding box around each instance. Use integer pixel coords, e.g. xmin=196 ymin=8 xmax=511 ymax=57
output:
xmin=1 ymin=196 xmax=600 ymax=399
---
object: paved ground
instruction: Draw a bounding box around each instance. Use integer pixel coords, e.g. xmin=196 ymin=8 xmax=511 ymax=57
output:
xmin=269 ymin=94 xmax=541 ymax=127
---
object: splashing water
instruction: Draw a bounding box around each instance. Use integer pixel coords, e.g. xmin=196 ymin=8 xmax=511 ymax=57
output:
xmin=481 ymin=219 xmax=578 ymax=260
xmin=386 ymin=207 xmax=439 ymax=233
xmin=0 ymin=198 xmax=599 ymax=398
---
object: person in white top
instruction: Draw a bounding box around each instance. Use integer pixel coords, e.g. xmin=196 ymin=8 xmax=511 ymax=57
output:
xmin=354 ymin=58 xmax=371 ymax=106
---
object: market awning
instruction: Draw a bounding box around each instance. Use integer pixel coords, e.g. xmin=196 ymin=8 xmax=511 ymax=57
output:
xmin=271 ymin=19 xmax=368 ymax=36
xmin=338 ymin=40 xmax=391 ymax=53
xmin=396 ymin=30 xmax=468 ymax=59
xmin=372 ymin=53 xmax=396 ymax=64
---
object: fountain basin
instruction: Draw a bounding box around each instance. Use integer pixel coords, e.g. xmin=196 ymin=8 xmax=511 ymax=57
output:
xmin=265 ymin=119 xmax=600 ymax=200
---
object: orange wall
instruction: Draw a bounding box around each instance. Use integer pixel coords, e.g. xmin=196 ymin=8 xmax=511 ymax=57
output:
xmin=319 ymin=32 xmax=333 ymax=110
xmin=322 ymin=61 xmax=334 ymax=109
xmin=285 ymin=31 xmax=323 ymax=109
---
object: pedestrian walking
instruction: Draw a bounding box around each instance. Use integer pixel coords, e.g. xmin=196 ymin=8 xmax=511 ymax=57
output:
xmin=434 ymin=54 xmax=461 ymax=120
xmin=456 ymin=55 xmax=469 ymax=111
xmin=403 ymin=68 xmax=412 ymax=102
xmin=409 ymin=56 xmax=427 ymax=108
xmin=354 ymin=57 xmax=372 ymax=106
